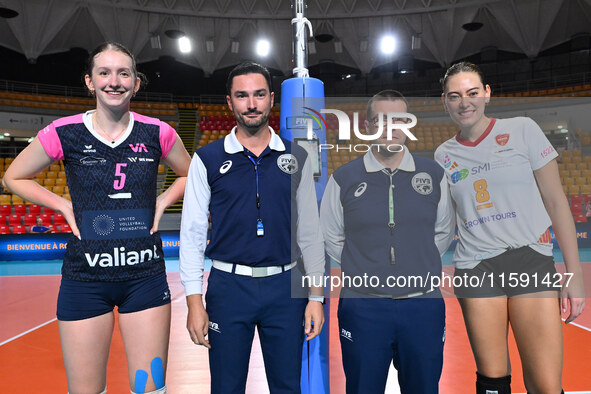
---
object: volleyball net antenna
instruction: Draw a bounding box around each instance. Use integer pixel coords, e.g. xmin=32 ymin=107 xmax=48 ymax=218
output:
xmin=282 ymin=1 xmax=330 ymax=393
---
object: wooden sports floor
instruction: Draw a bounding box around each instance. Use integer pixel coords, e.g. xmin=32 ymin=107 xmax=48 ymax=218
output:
xmin=1 ymin=260 xmax=590 ymax=394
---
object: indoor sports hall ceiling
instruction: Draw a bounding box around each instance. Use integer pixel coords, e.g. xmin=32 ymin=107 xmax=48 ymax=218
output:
xmin=0 ymin=0 xmax=589 ymax=76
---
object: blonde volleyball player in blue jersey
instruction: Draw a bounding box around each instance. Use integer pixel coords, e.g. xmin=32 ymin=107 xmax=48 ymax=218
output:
xmin=434 ymin=62 xmax=585 ymax=394
xmin=3 ymin=42 xmax=191 ymax=394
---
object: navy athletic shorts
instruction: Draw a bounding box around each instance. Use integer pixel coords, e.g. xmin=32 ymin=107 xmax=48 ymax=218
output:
xmin=453 ymin=246 xmax=560 ymax=298
xmin=57 ymin=272 xmax=171 ymax=321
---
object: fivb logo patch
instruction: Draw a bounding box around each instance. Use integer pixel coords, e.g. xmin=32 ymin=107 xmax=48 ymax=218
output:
xmin=129 ymin=143 xmax=148 ymax=153
xmin=340 ymin=328 xmax=353 ymax=342
xmin=209 ymin=321 xmax=221 ymax=333
xmin=302 ymin=107 xmax=418 ymax=142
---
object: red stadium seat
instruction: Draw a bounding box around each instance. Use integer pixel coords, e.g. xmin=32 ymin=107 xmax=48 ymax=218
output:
xmin=60 ymin=223 xmax=72 ymax=233
xmin=0 ymin=225 xmax=10 ymax=234
xmin=8 ymin=214 xmax=21 ymax=226
xmin=39 ymin=213 xmax=52 ymax=224
xmin=575 ymin=213 xmax=588 ymax=223
xmin=43 ymin=207 xmax=55 ymax=215
xmin=570 ymin=194 xmax=583 ymax=205
xmin=29 ymin=204 xmax=42 ymax=216
xmin=13 ymin=204 xmax=26 ymax=215
xmin=23 ymin=214 xmax=36 ymax=226
xmin=11 ymin=225 xmax=27 ymax=234
xmin=53 ymin=213 xmax=66 ymax=225
xmin=0 ymin=215 xmax=6 ymax=226
xmin=0 ymin=205 xmax=11 ymax=215
xmin=571 ymin=203 xmax=583 ymax=214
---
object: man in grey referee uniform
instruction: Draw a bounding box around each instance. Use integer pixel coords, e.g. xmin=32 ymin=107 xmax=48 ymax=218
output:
xmin=320 ymin=90 xmax=455 ymax=393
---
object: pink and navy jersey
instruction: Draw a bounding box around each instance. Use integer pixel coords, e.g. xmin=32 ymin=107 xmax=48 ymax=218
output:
xmin=37 ymin=111 xmax=177 ymax=281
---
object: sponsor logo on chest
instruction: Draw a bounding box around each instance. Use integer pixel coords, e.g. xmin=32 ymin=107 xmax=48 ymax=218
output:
xmin=219 ymin=160 xmax=232 ymax=174
xmin=353 ymin=182 xmax=367 ymax=197
xmin=495 ymin=133 xmax=510 ymax=146
xmin=129 ymin=143 xmax=148 ymax=153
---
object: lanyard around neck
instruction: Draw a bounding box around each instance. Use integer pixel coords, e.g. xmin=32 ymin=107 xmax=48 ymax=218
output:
xmin=381 ymin=168 xmax=398 ymax=233
xmin=246 ymin=151 xmax=265 ymax=236
xmin=246 ymin=154 xmax=263 ymax=212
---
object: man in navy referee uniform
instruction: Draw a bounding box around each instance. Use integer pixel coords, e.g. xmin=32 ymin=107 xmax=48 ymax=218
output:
xmin=320 ymin=90 xmax=455 ymax=393
xmin=180 ymin=62 xmax=325 ymax=394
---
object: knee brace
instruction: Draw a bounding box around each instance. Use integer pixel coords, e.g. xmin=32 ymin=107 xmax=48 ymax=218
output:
xmin=476 ymin=372 xmax=511 ymax=394
xmin=131 ymin=386 xmax=166 ymax=394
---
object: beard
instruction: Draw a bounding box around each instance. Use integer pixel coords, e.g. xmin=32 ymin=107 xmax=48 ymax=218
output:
xmin=235 ymin=110 xmax=270 ymax=134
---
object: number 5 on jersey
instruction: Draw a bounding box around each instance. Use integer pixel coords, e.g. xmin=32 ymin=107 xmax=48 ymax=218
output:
xmin=114 ymin=163 xmax=127 ymax=190
xmin=474 ymin=179 xmax=493 ymax=210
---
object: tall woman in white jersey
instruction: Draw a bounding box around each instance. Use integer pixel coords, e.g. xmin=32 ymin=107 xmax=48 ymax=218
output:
xmin=2 ymin=42 xmax=191 ymax=393
xmin=434 ymin=62 xmax=585 ymax=394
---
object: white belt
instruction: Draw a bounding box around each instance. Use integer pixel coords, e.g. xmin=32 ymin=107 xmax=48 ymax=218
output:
xmin=367 ymin=288 xmax=435 ymax=299
xmin=212 ymin=260 xmax=298 ymax=278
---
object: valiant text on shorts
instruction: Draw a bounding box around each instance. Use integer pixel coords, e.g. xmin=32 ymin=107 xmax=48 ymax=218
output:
xmin=85 ymin=245 xmax=160 ymax=267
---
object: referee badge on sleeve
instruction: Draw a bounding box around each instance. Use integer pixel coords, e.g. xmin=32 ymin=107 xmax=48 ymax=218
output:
xmin=411 ymin=172 xmax=433 ymax=195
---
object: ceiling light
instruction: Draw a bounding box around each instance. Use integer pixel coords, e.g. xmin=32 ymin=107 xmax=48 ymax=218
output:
xmin=256 ymin=39 xmax=270 ymax=57
xmin=380 ymin=35 xmax=396 ymax=55
xmin=179 ymin=36 xmax=191 ymax=53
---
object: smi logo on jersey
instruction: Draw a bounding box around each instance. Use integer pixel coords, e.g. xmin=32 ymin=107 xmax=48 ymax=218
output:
xmin=443 ymin=154 xmax=468 ymax=184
